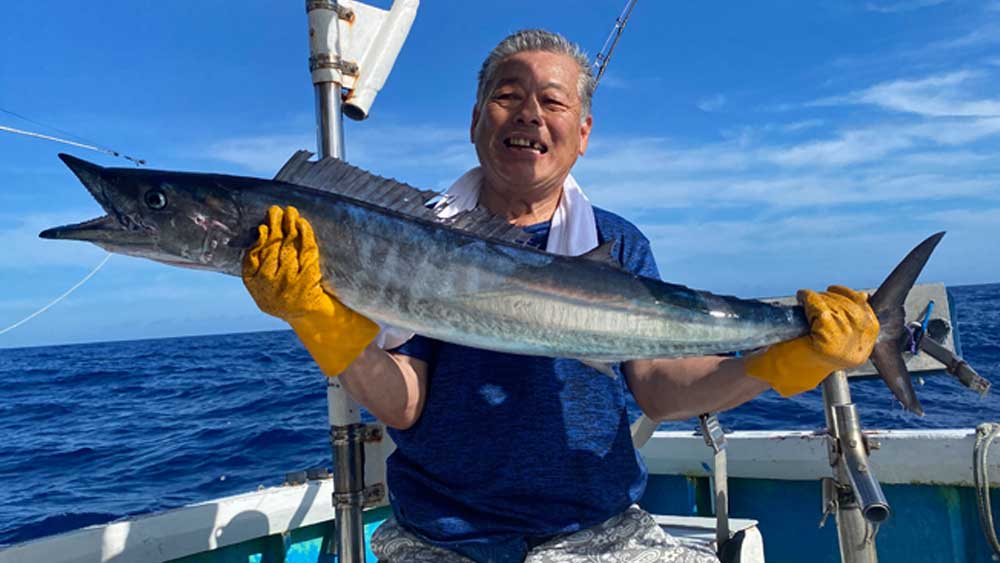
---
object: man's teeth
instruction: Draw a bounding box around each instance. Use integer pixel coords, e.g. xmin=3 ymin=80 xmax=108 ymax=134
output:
xmin=507 ymin=138 xmax=546 ymax=152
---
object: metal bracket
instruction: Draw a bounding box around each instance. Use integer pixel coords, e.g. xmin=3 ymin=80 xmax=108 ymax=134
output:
xmin=698 ymin=413 xmax=730 ymax=549
xmin=826 ymin=432 xmax=841 ymax=467
xmin=819 ymin=477 xmax=839 ymax=528
xmin=364 ymin=424 xmax=384 ymax=443
xmin=306 ymin=0 xmax=355 ymax=21
xmin=363 ymin=483 xmax=386 ymax=507
xmin=332 ymin=490 xmax=363 ymax=508
xmin=309 ymin=53 xmax=360 ymax=77
xmin=331 ymin=423 xmax=362 ymax=446
xmin=332 ymin=483 xmax=386 ymax=508
xmin=863 ymin=435 xmax=881 ymax=455
xmin=698 ymin=413 xmax=727 ymax=453
xmin=330 ymin=422 xmax=384 ymax=446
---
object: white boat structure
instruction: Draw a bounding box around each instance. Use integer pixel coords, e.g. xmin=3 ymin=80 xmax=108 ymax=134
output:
xmin=1 ymin=2 xmax=998 ymax=562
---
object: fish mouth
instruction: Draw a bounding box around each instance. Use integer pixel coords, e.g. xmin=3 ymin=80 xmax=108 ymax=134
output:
xmin=57 ymin=153 xmax=113 ymax=210
xmin=39 ymin=214 xmax=152 ymax=245
xmin=38 ymin=153 xmax=152 ymax=245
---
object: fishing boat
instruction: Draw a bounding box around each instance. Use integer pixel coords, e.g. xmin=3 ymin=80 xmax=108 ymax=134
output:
xmin=2 ymin=281 xmax=995 ymax=563
xmin=1 ymin=2 xmax=997 ymax=562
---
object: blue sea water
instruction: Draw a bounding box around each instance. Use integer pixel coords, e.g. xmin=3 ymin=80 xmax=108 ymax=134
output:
xmin=1 ymin=283 xmax=998 ymax=546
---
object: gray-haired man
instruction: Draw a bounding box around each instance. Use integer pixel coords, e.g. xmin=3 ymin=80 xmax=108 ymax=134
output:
xmin=243 ymin=28 xmax=879 ymax=563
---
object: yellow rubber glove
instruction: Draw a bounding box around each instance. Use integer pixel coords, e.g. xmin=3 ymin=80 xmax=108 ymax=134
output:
xmin=745 ymin=285 xmax=880 ymax=397
xmin=242 ymin=205 xmax=379 ymax=376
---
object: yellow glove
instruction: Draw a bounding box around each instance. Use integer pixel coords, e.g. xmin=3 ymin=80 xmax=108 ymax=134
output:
xmin=745 ymin=285 xmax=880 ymax=397
xmin=242 ymin=205 xmax=379 ymax=376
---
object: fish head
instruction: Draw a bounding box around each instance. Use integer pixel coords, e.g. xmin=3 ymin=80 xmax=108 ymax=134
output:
xmin=40 ymin=154 xmax=247 ymax=274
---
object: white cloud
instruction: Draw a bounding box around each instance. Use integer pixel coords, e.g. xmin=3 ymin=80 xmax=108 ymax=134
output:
xmin=696 ymin=94 xmax=727 ymax=112
xmin=203 ymin=124 xmax=475 ymax=182
xmin=781 ymin=119 xmax=825 ymax=133
xmin=759 ymin=117 xmax=1000 ymax=167
xmin=205 ymin=134 xmax=313 ymax=174
xmin=573 ymin=112 xmax=1000 ymax=216
xmin=596 ymin=73 xmax=631 ymax=90
xmin=924 ymin=24 xmax=1000 ymax=51
xmin=855 ymin=72 xmax=1000 ymax=117
xmin=865 ymin=0 xmax=949 ymax=12
xmin=809 ymin=71 xmax=1000 ymax=117
xmin=763 ymin=128 xmax=914 ymax=167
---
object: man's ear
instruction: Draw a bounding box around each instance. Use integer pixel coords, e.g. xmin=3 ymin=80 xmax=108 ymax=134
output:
xmin=470 ymin=105 xmax=480 ymax=143
xmin=578 ymin=114 xmax=593 ymax=156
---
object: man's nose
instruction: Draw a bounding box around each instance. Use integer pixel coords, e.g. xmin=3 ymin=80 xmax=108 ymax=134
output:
xmin=514 ymin=97 xmax=542 ymax=126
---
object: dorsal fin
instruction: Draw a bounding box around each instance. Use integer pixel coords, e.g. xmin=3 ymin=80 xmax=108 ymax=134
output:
xmin=273 ymin=150 xmax=314 ymax=183
xmin=580 ymin=240 xmax=624 ymax=269
xmin=273 ymin=151 xmax=532 ymax=246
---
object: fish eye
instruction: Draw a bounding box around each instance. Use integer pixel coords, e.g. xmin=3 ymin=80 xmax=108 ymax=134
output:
xmin=144 ymin=190 xmax=167 ymax=210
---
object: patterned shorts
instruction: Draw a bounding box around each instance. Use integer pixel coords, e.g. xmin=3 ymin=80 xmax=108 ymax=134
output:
xmin=370 ymin=505 xmax=720 ymax=562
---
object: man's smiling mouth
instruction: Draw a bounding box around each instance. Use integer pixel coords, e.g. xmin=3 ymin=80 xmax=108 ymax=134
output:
xmin=504 ymin=136 xmax=548 ymax=154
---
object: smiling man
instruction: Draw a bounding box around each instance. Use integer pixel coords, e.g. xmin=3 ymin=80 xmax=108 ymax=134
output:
xmin=471 ymin=47 xmax=592 ymax=228
xmin=242 ymin=29 xmax=879 ymax=563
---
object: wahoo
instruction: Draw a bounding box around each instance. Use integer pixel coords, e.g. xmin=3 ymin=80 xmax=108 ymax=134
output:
xmin=41 ymin=152 xmax=943 ymax=414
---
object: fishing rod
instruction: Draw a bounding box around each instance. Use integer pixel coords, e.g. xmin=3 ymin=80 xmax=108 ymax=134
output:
xmin=593 ymin=0 xmax=639 ymax=88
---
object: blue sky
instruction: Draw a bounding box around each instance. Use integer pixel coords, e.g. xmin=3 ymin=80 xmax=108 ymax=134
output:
xmin=2 ymin=0 xmax=999 ymax=348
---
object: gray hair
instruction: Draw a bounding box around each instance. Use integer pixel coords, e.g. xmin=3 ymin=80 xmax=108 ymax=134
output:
xmin=476 ymin=29 xmax=595 ymax=121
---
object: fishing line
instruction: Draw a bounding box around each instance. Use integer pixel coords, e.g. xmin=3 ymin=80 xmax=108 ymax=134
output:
xmin=2 ymin=108 xmax=105 ymax=148
xmin=0 ymin=107 xmax=144 ymax=335
xmin=0 ymin=253 xmax=112 ymax=336
xmin=0 ymin=108 xmax=146 ymax=166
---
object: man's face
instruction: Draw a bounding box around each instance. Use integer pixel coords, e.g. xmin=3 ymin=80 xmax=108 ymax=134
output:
xmin=471 ymin=50 xmax=593 ymax=196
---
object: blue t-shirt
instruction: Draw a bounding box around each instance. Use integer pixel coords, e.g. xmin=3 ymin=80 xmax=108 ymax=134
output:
xmin=386 ymin=206 xmax=661 ymax=562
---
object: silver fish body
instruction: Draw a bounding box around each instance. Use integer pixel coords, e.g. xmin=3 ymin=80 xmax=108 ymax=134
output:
xmin=41 ymin=153 xmax=943 ymax=413
xmin=278 ymin=190 xmax=807 ymax=361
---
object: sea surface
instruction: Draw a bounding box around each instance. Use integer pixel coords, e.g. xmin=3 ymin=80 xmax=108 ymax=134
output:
xmin=1 ymin=283 xmax=998 ymax=546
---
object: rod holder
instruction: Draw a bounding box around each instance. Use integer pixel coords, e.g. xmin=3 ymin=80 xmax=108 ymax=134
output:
xmin=833 ymin=404 xmax=891 ymax=523
xmin=823 ymin=370 xmax=885 ymax=563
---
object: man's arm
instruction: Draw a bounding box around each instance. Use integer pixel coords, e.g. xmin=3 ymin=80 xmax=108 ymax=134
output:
xmin=338 ymin=346 xmax=429 ymax=430
xmin=625 ymin=285 xmax=881 ymax=421
xmin=624 ymin=357 xmax=769 ymax=421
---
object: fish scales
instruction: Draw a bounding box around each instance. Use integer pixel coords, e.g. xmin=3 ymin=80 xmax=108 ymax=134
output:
xmin=274 ymin=193 xmax=808 ymax=361
xmin=42 ymin=154 xmax=944 ymax=412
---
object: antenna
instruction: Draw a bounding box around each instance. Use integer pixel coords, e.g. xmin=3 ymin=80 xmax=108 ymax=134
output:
xmin=593 ymin=0 xmax=639 ymax=88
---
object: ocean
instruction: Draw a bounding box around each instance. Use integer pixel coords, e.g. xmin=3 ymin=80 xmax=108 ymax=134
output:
xmin=1 ymin=282 xmax=998 ymax=546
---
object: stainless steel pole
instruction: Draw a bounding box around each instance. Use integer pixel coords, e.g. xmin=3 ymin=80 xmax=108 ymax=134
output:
xmin=822 ymin=371 xmax=882 ymax=563
xmin=310 ymin=5 xmax=365 ymax=561
xmin=316 ymin=80 xmax=346 ymax=160
xmin=331 ymin=412 xmax=367 ymax=562
xmin=316 ymin=84 xmax=367 ymax=561
xmin=316 ymin=85 xmax=367 ymax=563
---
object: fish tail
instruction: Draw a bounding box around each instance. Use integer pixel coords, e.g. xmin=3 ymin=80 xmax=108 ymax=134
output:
xmin=866 ymin=232 xmax=946 ymax=416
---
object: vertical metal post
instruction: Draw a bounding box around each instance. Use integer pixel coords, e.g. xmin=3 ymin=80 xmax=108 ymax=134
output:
xmin=318 ymin=107 xmax=367 ymax=563
xmin=822 ymin=371 xmax=880 ymax=563
xmin=311 ymin=5 xmax=365 ymax=561
xmin=316 ymin=80 xmax=346 ymax=161
xmin=325 ymin=379 xmax=367 ymax=563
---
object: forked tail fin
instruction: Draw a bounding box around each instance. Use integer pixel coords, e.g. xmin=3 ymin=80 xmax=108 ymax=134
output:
xmin=867 ymin=232 xmax=946 ymax=415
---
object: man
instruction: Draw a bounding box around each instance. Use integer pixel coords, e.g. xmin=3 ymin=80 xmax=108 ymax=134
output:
xmin=243 ymin=30 xmax=878 ymax=562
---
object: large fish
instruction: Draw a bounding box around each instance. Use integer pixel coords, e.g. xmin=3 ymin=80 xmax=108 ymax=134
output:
xmin=41 ymin=152 xmax=943 ymax=414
